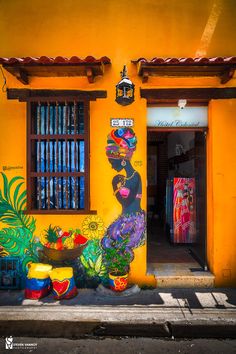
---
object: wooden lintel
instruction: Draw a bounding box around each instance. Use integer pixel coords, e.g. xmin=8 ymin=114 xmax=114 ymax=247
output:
xmin=140 ymin=87 xmax=236 ymax=101
xmin=142 ymin=71 xmax=149 ymax=83
xmin=220 ymin=68 xmax=235 ymax=84
xmin=134 ymin=62 xmax=236 ymax=84
xmin=7 ymin=89 xmax=107 ymax=101
xmin=2 ymin=62 xmax=109 ymax=83
xmin=14 ymin=68 xmax=29 ymax=85
xmin=86 ymin=67 xmax=94 ymax=83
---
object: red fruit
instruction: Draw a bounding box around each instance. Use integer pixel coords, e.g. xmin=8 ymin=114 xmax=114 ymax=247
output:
xmin=62 ymin=232 xmax=70 ymax=237
xmin=74 ymin=234 xmax=88 ymax=245
xmin=56 ymin=238 xmax=63 ymax=250
xmin=45 ymin=242 xmax=51 ymax=249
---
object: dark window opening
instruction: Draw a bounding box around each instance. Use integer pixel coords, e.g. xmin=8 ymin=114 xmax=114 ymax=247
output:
xmin=27 ymin=99 xmax=89 ymax=213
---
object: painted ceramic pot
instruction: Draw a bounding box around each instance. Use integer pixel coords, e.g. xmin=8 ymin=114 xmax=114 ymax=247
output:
xmin=25 ymin=263 xmax=52 ymax=300
xmin=108 ymin=272 xmax=128 ymax=292
xmin=49 ymin=267 xmax=78 ymax=300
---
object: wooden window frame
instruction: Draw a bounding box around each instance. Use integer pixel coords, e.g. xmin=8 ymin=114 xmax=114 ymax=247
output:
xmin=7 ymin=89 xmax=107 ymax=214
xmin=26 ymin=96 xmax=95 ymax=215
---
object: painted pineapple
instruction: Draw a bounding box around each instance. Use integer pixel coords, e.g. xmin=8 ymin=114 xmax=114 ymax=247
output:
xmin=41 ymin=224 xmax=59 ymax=249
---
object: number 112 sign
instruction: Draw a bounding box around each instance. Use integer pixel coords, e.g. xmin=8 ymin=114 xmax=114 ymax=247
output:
xmin=110 ymin=118 xmax=134 ymax=127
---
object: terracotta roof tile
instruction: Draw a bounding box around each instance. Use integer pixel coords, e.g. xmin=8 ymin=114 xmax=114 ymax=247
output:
xmin=0 ymin=56 xmax=111 ymax=65
xmin=132 ymin=57 xmax=236 ymax=65
xmin=132 ymin=57 xmax=236 ymax=84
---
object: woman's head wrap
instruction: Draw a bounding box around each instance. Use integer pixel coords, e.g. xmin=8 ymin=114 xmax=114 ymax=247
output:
xmin=106 ymin=128 xmax=137 ymax=160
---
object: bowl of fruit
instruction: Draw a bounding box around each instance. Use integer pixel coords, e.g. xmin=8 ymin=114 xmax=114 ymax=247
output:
xmin=40 ymin=225 xmax=88 ymax=261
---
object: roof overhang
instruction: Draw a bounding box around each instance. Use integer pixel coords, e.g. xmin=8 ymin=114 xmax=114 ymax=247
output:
xmin=0 ymin=56 xmax=111 ymax=84
xmin=132 ymin=57 xmax=236 ymax=84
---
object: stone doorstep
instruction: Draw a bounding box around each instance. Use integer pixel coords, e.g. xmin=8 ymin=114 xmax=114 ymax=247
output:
xmin=156 ymin=275 xmax=215 ymax=288
xmin=147 ymin=263 xmax=215 ymax=288
xmin=0 ymin=306 xmax=235 ymax=339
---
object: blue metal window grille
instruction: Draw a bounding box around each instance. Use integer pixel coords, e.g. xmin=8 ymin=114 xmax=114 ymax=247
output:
xmin=29 ymin=101 xmax=87 ymax=211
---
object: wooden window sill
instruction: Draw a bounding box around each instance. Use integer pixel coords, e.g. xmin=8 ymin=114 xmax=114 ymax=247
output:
xmin=23 ymin=209 xmax=97 ymax=215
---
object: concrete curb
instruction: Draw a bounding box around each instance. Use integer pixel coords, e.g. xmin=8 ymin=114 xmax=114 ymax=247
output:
xmin=0 ymin=306 xmax=235 ymax=339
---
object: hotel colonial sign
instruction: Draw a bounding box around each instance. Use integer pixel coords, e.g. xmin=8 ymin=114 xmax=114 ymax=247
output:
xmin=147 ymin=107 xmax=208 ymax=128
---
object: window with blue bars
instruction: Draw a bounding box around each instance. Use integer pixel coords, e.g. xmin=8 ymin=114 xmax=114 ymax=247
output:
xmin=28 ymin=100 xmax=88 ymax=212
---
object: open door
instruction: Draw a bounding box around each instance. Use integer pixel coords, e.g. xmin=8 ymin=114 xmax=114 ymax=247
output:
xmin=147 ymin=130 xmax=207 ymax=270
xmin=189 ymin=131 xmax=207 ymax=269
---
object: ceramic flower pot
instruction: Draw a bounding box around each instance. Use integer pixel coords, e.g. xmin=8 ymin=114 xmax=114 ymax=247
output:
xmin=108 ymin=272 xmax=128 ymax=292
xmin=49 ymin=267 xmax=78 ymax=300
xmin=25 ymin=263 xmax=52 ymax=300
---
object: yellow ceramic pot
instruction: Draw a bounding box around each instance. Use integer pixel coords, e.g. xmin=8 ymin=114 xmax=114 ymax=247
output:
xmin=27 ymin=263 xmax=52 ymax=279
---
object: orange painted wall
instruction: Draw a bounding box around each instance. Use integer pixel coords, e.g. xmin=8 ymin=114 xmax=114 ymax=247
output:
xmin=207 ymin=99 xmax=236 ymax=286
xmin=0 ymin=0 xmax=236 ymax=286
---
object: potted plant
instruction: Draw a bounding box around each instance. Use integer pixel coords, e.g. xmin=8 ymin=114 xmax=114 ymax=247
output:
xmin=103 ymin=238 xmax=133 ymax=292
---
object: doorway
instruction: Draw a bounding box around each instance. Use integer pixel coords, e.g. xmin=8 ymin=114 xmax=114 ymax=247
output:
xmin=147 ymin=130 xmax=207 ymax=272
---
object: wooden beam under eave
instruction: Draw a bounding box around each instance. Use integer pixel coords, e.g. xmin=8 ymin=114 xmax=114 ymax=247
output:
xmin=142 ymin=71 xmax=149 ymax=83
xmin=15 ymin=68 xmax=29 ymax=85
xmin=220 ymin=68 xmax=235 ymax=84
xmin=86 ymin=67 xmax=94 ymax=83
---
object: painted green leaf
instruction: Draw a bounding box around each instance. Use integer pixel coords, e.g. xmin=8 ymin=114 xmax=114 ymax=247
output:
xmin=0 ymin=227 xmax=32 ymax=257
xmin=13 ymin=182 xmax=25 ymax=209
xmin=2 ymin=172 xmax=9 ymax=200
xmin=9 ymin=176 xmax=24 ymax=190
xmin=88 ymin=258 xmax=95 ymax=268
xmin=80 ymin=254 xmax=89 ymax=269
xmin=95 ymin=254 xmax=103 ymax=273
xmin=87 ymin=269 xmax=96 ymax=277
xmin=98 ymin=263 xmax=107 ymax=276
xmin=0 ymin=173 xmax=40 ymax=275
xmin=0 ymin=173 xmax=36 ymax=233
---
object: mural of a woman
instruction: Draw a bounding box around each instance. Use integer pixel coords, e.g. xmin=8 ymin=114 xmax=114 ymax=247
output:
xmin=101 ymin=128 xmax=145 ymax=268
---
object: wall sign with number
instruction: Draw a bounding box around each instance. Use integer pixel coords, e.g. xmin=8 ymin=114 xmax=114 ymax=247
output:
xmin=110 ymin=118 xmax=134 ymax=127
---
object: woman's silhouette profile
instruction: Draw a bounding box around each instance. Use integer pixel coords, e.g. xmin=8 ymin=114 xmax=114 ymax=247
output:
xmin=101 ymin=128 xmax=145 ymax=262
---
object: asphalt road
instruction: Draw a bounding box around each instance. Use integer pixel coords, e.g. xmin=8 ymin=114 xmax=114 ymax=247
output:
xmin=1 ymin=337 xmax=236 ymax=354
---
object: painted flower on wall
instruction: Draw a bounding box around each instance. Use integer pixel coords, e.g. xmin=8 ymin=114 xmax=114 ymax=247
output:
xmin=82 ymin=215 xmax=105 ymax=240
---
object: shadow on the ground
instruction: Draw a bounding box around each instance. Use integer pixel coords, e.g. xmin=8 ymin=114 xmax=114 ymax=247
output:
xmin=0 ymin=288 xmax=235 ymax=308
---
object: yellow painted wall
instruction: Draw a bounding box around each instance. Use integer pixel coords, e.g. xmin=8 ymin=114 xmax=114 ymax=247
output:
xmin=0 ymin=0 xmax=236 ymax=286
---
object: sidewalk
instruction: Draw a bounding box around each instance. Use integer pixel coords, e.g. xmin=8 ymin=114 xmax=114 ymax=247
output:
xmin=0 ymin=287 xmax=235 ymax=339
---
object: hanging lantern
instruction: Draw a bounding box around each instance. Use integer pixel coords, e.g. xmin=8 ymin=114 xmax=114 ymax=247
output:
xmin=115 ymin=65 xmax=135 ymax=106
